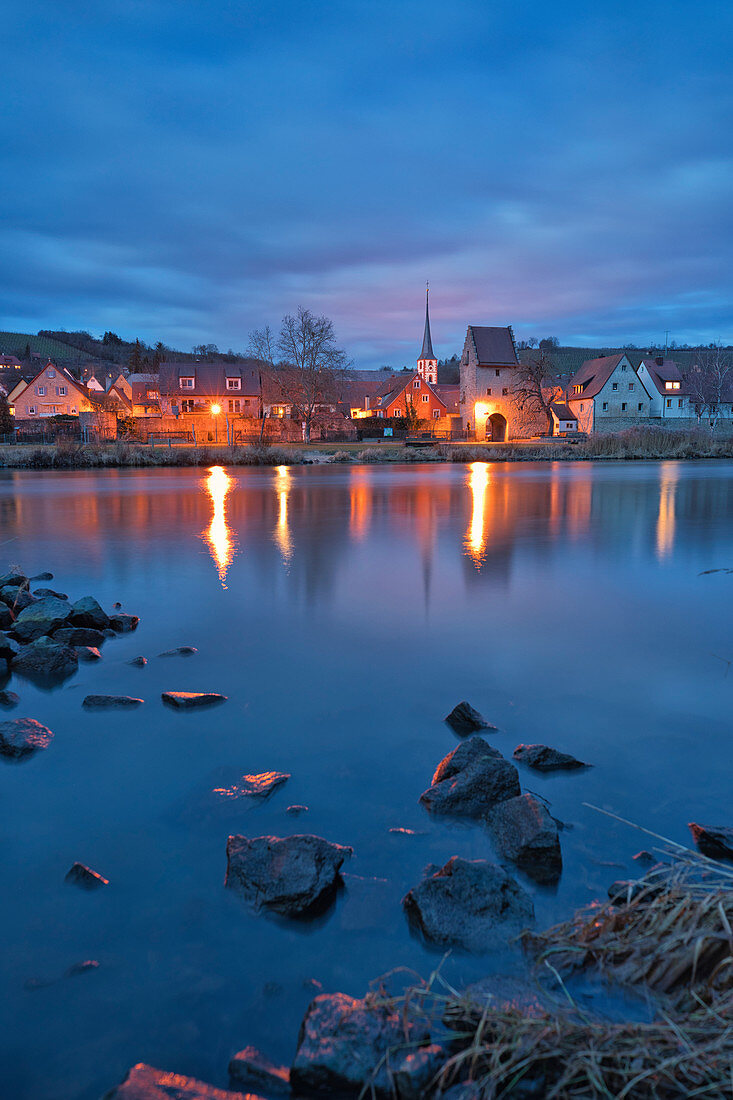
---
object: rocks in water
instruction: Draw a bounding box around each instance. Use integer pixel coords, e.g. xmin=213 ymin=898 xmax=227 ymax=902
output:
xmin=0 ymin=604 xmax=14 ymax=631
xmin=0 ymin=689 xmax=19 ymax=708
xmin=419 ymin=737 xmax=520 ymax=819
xmin=388 ymin=826 xmax=425 ymax=836
xmin=69 ymin=596 xmax=110 ymax=630
xmin=65 ymin=861 xmax=109 ymax=889
xmin=109 ymin=613 xmax=140 ymax=633
xmin=54 ymin=626 xmax=106 ymax=647
xmin=2 ymin=586 xmax=35 ymax=611
xmin=488 ymin=794 xmax=562 ymax=884
xmin=162 ymin=691 xmax=227 ymax=708
xmin=76 ymin=645 xmax=102 ymax=662
xmin=0 ymin=717 xmax=54 ymax=759
xmin=30 ymin=571 xmax=53 ymax=582
xmin=103 ymin=1063 xmax=248 ymax=1099
xmin=82 ymin=694 xmax=144 ymax=709
xmin=64 ymin=959 xmax=100 ymax=978
xmin=402 ymin=856 xmax=533 ymax=952
xmin=225 ymin=833 xmax=352 ymax=917
xmin=12 ymin=637 xmax=78 ymax=682
xmin=13 ymin=596 xmax=73 ymax=642
xmin=513 ymin=744 xmax=589 ymax=772
xmin=0 ymin=572 xmax=28 ymax=588
xmin=157 ymin=646 xmax=197 ymax=657
xmin=33 ymin=587 xmax=68 ymax=600
xmin=228 ymin=1046 xmax=290 ymax=1096
xmin=128 ymin=655 xmax=147 ymax=667
xmin=291 ymin=992 xmax=438 ymax=1098
xmin=689 ymin=823 xmax=733 ymax=860
xmin=286 ymin=804 xmax=309 ymax=816
xmin=214 ymin=772 xmax=290 ymax=802
xmin=0 ymin=634 xmax=20 ymax=664
xmin=445 ymin=700 xmax=497 ymax=735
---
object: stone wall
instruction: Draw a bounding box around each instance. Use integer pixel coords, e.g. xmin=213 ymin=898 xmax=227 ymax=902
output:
xmin=131 ymin=414 xmax=356 ymax=443
xmin=594 ymin=416 xmax=733 ymax=436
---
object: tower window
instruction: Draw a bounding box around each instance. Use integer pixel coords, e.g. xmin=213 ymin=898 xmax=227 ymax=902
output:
xmin=502 ymin=388 xmax=508 ymax=396
xmin=495 ymin=369 xmax=500 ymax=377
xmin=486 ymin=388 xmax=491 ymax=395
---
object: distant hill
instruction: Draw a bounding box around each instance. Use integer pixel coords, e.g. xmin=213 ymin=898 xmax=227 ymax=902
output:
xmin=0 ymin=331 xmax=90 ymax=361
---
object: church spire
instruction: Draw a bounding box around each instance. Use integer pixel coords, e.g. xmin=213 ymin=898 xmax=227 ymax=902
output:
xmin=417 ymin=283 xmax=437 ymax=384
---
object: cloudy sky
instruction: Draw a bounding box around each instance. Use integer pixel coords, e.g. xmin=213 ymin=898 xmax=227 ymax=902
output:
xmin=2 ymin=0 xmax=731 ymax=365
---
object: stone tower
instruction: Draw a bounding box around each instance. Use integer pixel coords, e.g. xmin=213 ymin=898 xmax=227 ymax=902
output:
xmin=417 ymin=286 xmax=438 ymax=384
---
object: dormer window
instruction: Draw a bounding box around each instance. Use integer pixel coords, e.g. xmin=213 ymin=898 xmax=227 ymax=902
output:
xmin=573 ymin=384 xmax=582 ymax=394
xmin=226 ymin=377 xmax=241 ymax=390
xmin=180 ymin=377 xmax=195 ymax=389
xmin=665 ymin=381 xmax=680 ymax=390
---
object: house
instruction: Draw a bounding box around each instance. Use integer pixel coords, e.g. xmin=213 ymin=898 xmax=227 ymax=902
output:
xmin=158 ymin=361 xmax=262 ymax=418
xmin=128 ymin=373 xmax=161 ymax=417
xmin=11 ymin=361 xmax=95 ymax=419
xmin=335 ymin=375 xmax=391 ymax=419
xmin=459 ymin=325 xmax=521 ymax=441
xmin=566 ymin=353 xmax=651 ymax=433
xmin=373 ymin=371 xmax=448 ymax=420
xmin=550 ymin=402 xmax=579 ymax=436
xmin=0 ymin=354 xmax=23 ymax=371
xmin=636 ymin=356 xmax=691 ymax=419
xmin=434 ymin=384 xmax=460 ymax=415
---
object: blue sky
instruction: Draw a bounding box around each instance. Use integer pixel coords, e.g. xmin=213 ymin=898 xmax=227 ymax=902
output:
xmin=1 ymin=0 xmax=731 ymax=365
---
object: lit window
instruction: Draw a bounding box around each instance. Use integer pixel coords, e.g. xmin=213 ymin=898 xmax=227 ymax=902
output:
xmin=573 ymin=385 xmax=582 ymax=394
xmin=678 ymin=399 xmax=683 ymax=408
xmin=612 ymin=383 xmax=618 ymax=391
xmin=673 ymin=382 xmax=680 ymax=389
xmin=226 ymin=378 xmax=241 ymax=390
xmin=666 ymin=398 xmax=672 ymax=408
xmin=432 ymin=409 xmax=440 ymax=419
xmin=181 ymin=399 xmax=194 ymax=412
xmin=180 ymin=377 xmax=194 ymax=389
xmin=228 ymin=399 xmax=241 ymax=413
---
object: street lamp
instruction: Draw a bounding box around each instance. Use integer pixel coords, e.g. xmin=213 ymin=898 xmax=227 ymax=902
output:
xmin=211 ymin=403 xmax=221 ymax=443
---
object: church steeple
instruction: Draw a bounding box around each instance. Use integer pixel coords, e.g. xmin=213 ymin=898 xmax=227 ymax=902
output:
xmin=417 ymin=284 xmax=438 ymax=384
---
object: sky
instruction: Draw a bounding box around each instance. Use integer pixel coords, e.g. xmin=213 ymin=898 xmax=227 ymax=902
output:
xmin=1 ymin=0 xmax=731 ymax=367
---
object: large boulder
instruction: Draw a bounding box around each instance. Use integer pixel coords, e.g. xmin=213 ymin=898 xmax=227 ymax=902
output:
xmin=214 ymin=772 xmax=290 ymax=802
xmin=0 ymin=717 xmax=54 ymax=759
xmin=228 ymin=1047 xmax=290 ymax=1096
xmin=225 ymin=834 xmax=352 ymax=917
xmin=54 ymin=626 xmax=106 ymax=647
xmin=513 ymin=744 xmax=589 ymax=772
xmin=65 ymin=861 xmax=109 ymax=889
xmin=291 ymin=992 xmax=440 ymax=1098
xmin=689 ymin=822 xmax=733 ymax=860
xmin=162 ymin=691 xmax=227 ymax=709
xmin=445 ymin=700 xmax=497 ymax=736
xmin=1 ymin=586 xmax=35 ymax=612
xmin=0 ymin=689 xmax=19 ymax=708
xmin=82 ymin=695 xmax=144 ymax=709
xmin=13 ymin=596 xmax=73 ymax=642
xmin=0 ymin=604 xmax=14 ymax=631
xmin=419 ymin=737 xmax=520 ymax=819
xmin=12 ymin=636 xmax=78 ymax=683
xmin=33 ymin=587 xmax=68 ymax=600
xmin=488 ymin=794 xmax=562 ymax=884
xmin=69 ymin=596 xmax=110 ymax=630
xmin=101 ymin=1062 xmax=253 ymax=1099
xmin=0 ymin=634 xmax=20 ymax=665
xmin=402 ymin=857 xmax=533 ymax=952
xmin=0 ymin=572 xmax=27 ymax=588
xmin=109 ymin=613 xmax=140 ymax=633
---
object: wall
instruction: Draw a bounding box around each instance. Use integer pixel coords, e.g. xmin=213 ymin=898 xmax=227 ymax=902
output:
xmin=132 ymin=414 xmax=357 ymax=443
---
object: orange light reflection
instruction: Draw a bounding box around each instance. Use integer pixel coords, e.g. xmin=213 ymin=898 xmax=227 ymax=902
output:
xmin=202 ymin=465 xmax=235 ymax=586
xmin=465 ymin=462 xmax=489 ymax=567
xmin=274 ymin=465 xmax=293 ymax=564
xmin=656 ymin=462 xmax=679 ymax=560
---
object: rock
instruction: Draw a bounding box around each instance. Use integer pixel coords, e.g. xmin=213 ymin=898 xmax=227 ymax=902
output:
xmin=0 ymin=717 xmax=54 ymax=759
xmin=445 ymin=700 xmax=497 ymax=735
xmin=0 ymin=689 xmax=19 ymax=708
xmin=633 ymin=850 xmax=657 ymax=864
xmin=225 ymin=833 xmax=352 ymax=917
xmin=0 ymin=572 xmax=27 ymax=588
xmin=390 ymin=1045 xmax=447 ymax=1100
xmin=388 ymin=827 xmax=424 ymax=836
xmin=12 ymin=636 xmax=78 ymax=682
xmin=64 ymin=959 xmax=100 ymax=978
xmin=54 ymin=626 xmax=106 ymax=647
xmin=69 ymin=596 xmax=110 ymax=630
xmin=689 ymin=823 xmax=733 ymax=860
xmin=0 ymin=604 xmax=14 ymax=631
xmin=33 ymin=587 xmax=68 ymax=600
xmin=162 ymin=691 xmax=227 ymax=708
xmin=102 ymin=1062 xmax=251 ymax=1099
xmin=128 ymin=656 xmax=147 ymax=667
xmin=214 ymin=772 xmax=290 ymax=802
xmin=13 ymin=596 xmax=74 ymax=642
xmin=109 ymin=613 xmax=140 ymax=633
xmin=82 ymin=694 xmax=144 ymax=709
xmin=157 ymin=646 xmax=197 ymax=657
xmin=65 ymin=861 xmax=109 ymax=889
xmin=102 ymin=627 xmax=117 ymax=638
xmin=30 ymin=572 xmax=53 ymax=582
xmin=457 ymin=975 xmax=552 ymax=1019
xmin=76 ymin=645 xmax=102 ymax=662
xmin=291 ymin=992 xmax=433 ymax=1098
xmin=1 ymin=586 xmax=35 ymax=611
xmin=286 ymin=804 xmax=309 ymax=816
xmin=419 ymin=737 xmax=520 ymax=819
xmin=513 ymin=744 xmax=589 ymax=771
xmin=488 ymin=794 xmax=562 ymax=884
xmin=0 ymin=634 xmax=20 ymax=664
xmin=228 ymin=1047 xmax=290 ymax=1096
xmin=402 ymin=856 xmax=533 ymax=952
xmin=607 ymin=880 xmax=646 ymax=904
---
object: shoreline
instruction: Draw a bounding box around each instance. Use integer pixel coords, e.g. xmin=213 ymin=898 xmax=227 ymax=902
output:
xmin=1 ymin=428 xmax=733 ymax=469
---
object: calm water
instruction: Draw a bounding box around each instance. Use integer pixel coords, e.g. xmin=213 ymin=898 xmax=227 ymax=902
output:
xmin=1 ymin=460 xmax=732 ymax=1098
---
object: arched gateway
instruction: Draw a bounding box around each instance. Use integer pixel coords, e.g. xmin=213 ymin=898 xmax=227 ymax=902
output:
xmin=488 ymin=413 xmax=507 ymax=442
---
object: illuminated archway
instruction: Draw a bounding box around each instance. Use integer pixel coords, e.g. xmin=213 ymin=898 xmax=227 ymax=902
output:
xmin=488 ymin=413 xmax=507 ymax=442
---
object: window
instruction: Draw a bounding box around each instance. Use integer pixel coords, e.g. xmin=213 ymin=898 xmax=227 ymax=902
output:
xmin=228 ymin=399 xmax=241 ymax=413
xmin=580 ymin=403 xmax=584 ymax=412
xmin=49 ymin=405 xmax=57 ymax=414
xmin=28 ymin=406 xmax=36 ymax=414
xmin=621 ymin=402 xmax=627 ymax=411
xmin=37 ymin=385 xmax=45 ymax=395
xmin=71 ymin=407 xmax=77 ymax=414
xmin=181 ymin=399 xmax=195 ymax=412
xmin=638 ymin=403 xmax=643 ymax=411
xmin=180 ymin=377 xmax=194 ymax=389
xmin=621 ymin=363 xmax=627 ymax=371
xmin=57 ymin=386 xmax=66 ymax=396
xmin=612 ymin=382 xmax=618 ymax=391
xmin=432 ymin=409 xmax=440 ymax=419
xmin=47 ymin=368 xmax=56 ymax=378
xmin=502 ymin=388 xmax=508 ymax=396
xmin=495 ymin=369 xmax=500 ymax=377
xmin=628 ymin=383 xmax=634 ymax=391
xmin=147 ymin=389 xmax=159 ymax=399
xmin=421 ymin=394 xmax=429 ymax=403
xmin=226 ymin=378 xmax=241 ymax=390
xmin=665 ymin=381 xmax=681 ymax=390
xmin=393 ymin=407 xmax=402 ymax=417
xmin=666 ymin=398 xmax=672 ymax=408
xmin=573 ymin=384 xmax=582 ymax=394
xmin=678 ymin=399 xmax=683 ymax=408
xmin=602 ymin=402 xmax=608 ymax=410
xmin=413 ymin=380 xmax=420 ymax=389
xmin=486 ymin=388 xmax=492 ymax=395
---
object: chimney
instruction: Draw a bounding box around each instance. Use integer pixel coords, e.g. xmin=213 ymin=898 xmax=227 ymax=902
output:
xmin=655 ymin=355 xmax=664 ymax=367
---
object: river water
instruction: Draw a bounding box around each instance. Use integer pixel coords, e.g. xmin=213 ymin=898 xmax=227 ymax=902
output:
xmin=1 ymin=460 xmax=732 ymax=1098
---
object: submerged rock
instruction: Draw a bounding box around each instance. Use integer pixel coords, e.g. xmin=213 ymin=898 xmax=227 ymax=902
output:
xmin=513 ymin=744 xmax=589 ymax=771
xmin=76 ymin=645 xmax=102 ymax=662
xmin=0 ymin=717 xmax=54 ymax=759
xmin=214 ymin=772 xmax=290 ymax=802
xmin=291 ymin=992 xmax=439 ymax=1098
xmin=64 ymin=959 xmax=100 ymax=978
xmin=65 ymin=861 xmax=109 ymax=889
xmin=69 ymin=596 xmax=110 ymax=630
xmin=488 ymin=794 xmax=562 ymax=884
xmin=162 ymin=691 xmax=227 ymax=708
xmin=54 ymin=626 xmax=106 ymax=647
xmin=33 ymin=587 xmax=68 ymax=600
xmin=0 ymin=572 xmax=28 ymax=588
xmin=30 ymin=572 xmax=53 ymax=582
xmin=445 ymin=700 xmax=497 ymax=735
xmin=157 ymin=646 xmax=197 ymax=657
xmin=0 ymin=689 xmax=19 ymax=708
xmin=12 ymin=636 xmax=78 ymax=683
xmin=109 ymin=613 xmax=140 ymax=633
xmin=403 ymin=856 xmax=533 ymax=952
xmin=286 ymin=804 xmax=309 ymax=816
xmin=128 ymin=655 xmax=147 ymax=667
xmin=225 ymin=833 xmax=352 ymax=917
xmin=13 ymin=596 xmax=73 ymax=642
xmin=689 ymin=823 xmax=733 ymax=860
xmin=103 ymin=1063 xmax=250 ymax=1099
xmin=419 ymin=737 xmax=520 ymax=819
xmin=82 ymin=695 xmax=144 ymax=709
xmin=228 ymin=1046 xmax=290 ymax=1096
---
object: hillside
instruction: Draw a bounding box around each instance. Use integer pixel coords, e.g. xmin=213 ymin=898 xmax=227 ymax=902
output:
xmin=0 ymin=331 xmax=91 ymax=361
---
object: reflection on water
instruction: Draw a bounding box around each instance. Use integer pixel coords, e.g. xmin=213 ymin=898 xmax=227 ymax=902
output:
xmin=466 ymin=461 xmax=489 ymax=568
xmin=274 ymin=465 xmax=293 ymax=564
xmin=202 ymin=465 xmax=235 ymax=586
xmin=656 ymin=461 xmax=679 ymax=560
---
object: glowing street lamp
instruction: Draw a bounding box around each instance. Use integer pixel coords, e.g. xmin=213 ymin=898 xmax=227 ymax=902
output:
xmin=211 ymin=403 xmax=221 ymax=443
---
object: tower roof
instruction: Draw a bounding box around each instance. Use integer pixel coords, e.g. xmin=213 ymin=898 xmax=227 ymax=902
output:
xmin=419 ymin=287 xmax=436 ymax=361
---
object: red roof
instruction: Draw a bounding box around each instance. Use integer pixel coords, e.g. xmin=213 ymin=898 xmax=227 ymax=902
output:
xmin=566 ymin=354 xmax=625 ymax=401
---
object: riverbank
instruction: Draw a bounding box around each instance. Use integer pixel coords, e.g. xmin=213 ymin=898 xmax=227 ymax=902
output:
xmin=0 ymin=428 xmax=732 ymax=469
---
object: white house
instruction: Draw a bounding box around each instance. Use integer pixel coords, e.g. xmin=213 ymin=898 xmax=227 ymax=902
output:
xmin=549 ymin=402 xmax=578 ymax=436
xmin=636 ymin=357 xmax=690 ymax=418
xmin=566 ymin=354 xmax=651 ymax=433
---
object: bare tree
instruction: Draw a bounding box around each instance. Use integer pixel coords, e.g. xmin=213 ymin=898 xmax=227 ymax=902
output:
xmin=686 ymin=346 xmax=733 ymax=432
xmin=512 ymin=348 xmax=563 ymax=434
xmin=266 ymin=307 xmax=349 ymax=443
